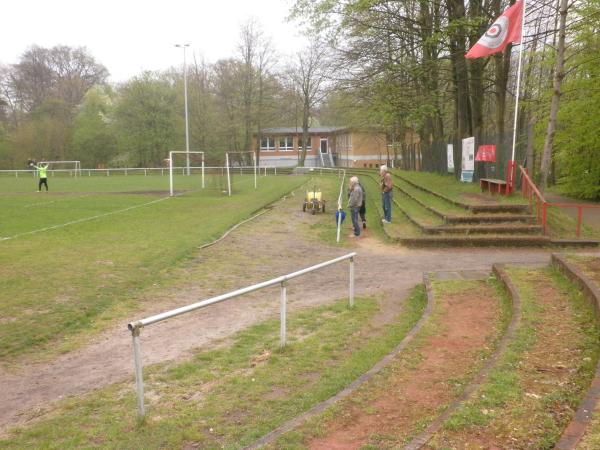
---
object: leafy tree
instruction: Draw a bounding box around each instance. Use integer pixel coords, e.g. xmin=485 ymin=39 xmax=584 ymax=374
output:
xmin=11 ymin=99 xmax=74 ymax=162
xmin=72 ymin=86 xmax=117 ymax=168
xmin=0 ymin=123 xmax=14 ymax=168
xmin=113 ymin=73 xmax=179 ymax=167
xmin=550 ymin=0 xmax=600 ymax=198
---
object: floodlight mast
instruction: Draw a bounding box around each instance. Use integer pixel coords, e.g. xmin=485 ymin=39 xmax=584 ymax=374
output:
xmin=175 ymin=44 xmax=191 ymax=176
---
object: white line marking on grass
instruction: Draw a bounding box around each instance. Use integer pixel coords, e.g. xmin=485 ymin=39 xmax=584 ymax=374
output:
xmin=1 ymin=196 xmax=171 ymax=242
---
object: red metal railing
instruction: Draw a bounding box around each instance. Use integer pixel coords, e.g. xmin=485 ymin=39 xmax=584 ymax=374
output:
xmin=519 ymin=165 xmax=600 ymax=238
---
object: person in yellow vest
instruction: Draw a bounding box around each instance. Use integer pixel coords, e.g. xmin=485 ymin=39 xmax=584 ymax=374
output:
xmin=32 ymin=161 xmax=49 ymax=192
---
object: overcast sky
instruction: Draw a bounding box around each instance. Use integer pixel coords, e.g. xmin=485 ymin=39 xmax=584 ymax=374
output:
xmin=1 ymin=0 xmax=307 ymax=82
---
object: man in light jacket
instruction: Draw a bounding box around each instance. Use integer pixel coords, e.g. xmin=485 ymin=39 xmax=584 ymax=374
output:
xmin=348 ymin=176 xmax=363 ymax=238
xmin=380 ymin=165 xmax=393 ymax=223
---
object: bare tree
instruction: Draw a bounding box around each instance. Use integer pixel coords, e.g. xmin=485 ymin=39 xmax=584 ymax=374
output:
xmin=539 ymin=0 xmax=569 ymax=192
xmin=9 ymin=45 xmax=108 ymax=113
xmin=238 ymin=20 xmax=276 ymax=166
xmin=288 ymin=38 xmax=332 ymax=166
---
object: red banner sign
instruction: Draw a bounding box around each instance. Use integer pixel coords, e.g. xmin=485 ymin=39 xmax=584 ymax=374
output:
xmin=476 ymin=145 xmax=497 ymax=162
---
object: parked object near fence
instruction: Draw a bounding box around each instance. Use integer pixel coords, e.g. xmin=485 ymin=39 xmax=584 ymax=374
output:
xmin=127 ymin=253 xmax=357 ymax=417
xmin=479 ymin=160 xmax=516 ymax=196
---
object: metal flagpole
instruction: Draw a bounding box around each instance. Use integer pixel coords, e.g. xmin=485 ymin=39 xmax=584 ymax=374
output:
xmin=510 ymin=0 xmax=527 ymax=163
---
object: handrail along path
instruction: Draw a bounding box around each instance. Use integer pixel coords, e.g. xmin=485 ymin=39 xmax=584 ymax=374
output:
xmin=127 ymin=252 xmax=357 ymax=418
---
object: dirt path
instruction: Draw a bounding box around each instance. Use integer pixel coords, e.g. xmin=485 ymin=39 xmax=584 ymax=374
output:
xmin=0 ymin=192 xmax=571 ymax=434
xmin=307 ymin=279 xmax=500 ymax=449
xmin=431 ymin=267 xmax=592 ymax=448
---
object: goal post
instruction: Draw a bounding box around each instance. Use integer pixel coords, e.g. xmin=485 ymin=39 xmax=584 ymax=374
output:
xmin=169 ymin=151 xmax=205 ymax=197
xmin=38 ymin=160 xmax=82 ymax=177
xmin=225 ymin=151 xmax=257 ymax=197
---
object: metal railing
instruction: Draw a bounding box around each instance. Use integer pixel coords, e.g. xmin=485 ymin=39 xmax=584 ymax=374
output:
xmin=520 ymin=165 xmax=600 ymax=237
xmin=127 ymin=252 xmax=357 ymax=417
xmin=0 ymin=166 xmax=282 ymax=178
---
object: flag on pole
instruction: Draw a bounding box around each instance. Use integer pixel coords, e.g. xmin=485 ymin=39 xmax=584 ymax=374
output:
xmin=466 ymin=0 xmax=524 ymax=59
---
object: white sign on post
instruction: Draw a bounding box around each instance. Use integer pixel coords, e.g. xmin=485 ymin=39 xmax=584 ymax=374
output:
xmin=447 ymin=144 xmax=454 ymax=173
xmin=461 ymin=137 xmax=475 ymax=182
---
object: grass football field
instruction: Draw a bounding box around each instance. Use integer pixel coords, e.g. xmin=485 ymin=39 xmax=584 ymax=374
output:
xmin=0 ymin=173 xmax=309 ymax=361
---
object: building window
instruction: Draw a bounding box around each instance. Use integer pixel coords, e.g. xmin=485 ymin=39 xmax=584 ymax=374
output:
xmin=260 ymin=136 xmax=275 ymax=151
xmin=298 ymin=137 xmax=312 ymax=149
xmin=279 ymin=136 xmax=293 ymax=151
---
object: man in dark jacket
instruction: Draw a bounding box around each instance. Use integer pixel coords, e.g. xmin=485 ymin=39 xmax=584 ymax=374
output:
xmin=348 ymin=176 xmax=363 ymax=237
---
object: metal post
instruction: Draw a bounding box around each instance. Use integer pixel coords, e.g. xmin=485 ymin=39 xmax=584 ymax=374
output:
xmin=349 ymin=257 xmax=355 ymax=308
xmin=542 ymin=203 xmax=548 ymax=234
xmin=254 ymin=153 xmax=257 ymax=189
xmin=336 ymin=209 xmax=342 ymax=243
xmin=175 ymin=44 xmax=191 ymax=176
xmin=226 ymin=153 xmax=231 ymax=196
xmin=169 ymin=156 xmax=174 ymax=197
xmin=280 ymin=281 xmax=287 ymax=348
xmin=131 ymin=329 xmax=145 ymax=417
xmin=202 ymin=158 xmax=205 ymax=189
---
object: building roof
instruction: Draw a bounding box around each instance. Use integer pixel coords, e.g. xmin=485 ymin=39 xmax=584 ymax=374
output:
xmin=259 ymin=127 xmax=347 ymax=135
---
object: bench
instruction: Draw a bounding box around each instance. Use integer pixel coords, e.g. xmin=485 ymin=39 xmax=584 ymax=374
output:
xmin=480 ymin=178 xmax=507 ymax=195
xmin=479 ymin=160 xmax=517 ymax=196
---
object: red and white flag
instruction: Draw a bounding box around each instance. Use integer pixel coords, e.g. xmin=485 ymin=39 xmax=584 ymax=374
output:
xmin=466 ymin=0 xmax=524 ymax=59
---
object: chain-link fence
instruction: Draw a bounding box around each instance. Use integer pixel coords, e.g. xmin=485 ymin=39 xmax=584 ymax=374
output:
xmin=395 ymin=131 xmax=528 ymax=185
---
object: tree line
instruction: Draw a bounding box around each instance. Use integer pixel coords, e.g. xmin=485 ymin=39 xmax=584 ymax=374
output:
xmin=291 ymin=0 xmax=600 ymax=198
xmin=0 ymin=22 xmax=330 ymax=169
xmin=1 ymin=2 xmax=598 ymax=198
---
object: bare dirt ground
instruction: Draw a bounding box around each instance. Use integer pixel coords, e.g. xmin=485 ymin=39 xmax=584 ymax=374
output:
xmin=0 ymin=190 xmax=583 ymax=435
xmin=308 ymin=280 xmax=500 ymax=449
xmin=432 ymin=268 xmax=590 ymax=448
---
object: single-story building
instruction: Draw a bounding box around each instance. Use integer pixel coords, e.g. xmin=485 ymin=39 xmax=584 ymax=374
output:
xmin=253 ymin=127 xmax=389 ymax=168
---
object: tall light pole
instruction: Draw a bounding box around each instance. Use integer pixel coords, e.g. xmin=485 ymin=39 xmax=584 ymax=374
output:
xmin=175 ymin=44 xmax=190 ymax=175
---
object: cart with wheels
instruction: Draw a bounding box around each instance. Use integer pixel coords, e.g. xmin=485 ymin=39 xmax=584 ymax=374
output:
xmin=302 ymin=188 xmax=326 ymax=214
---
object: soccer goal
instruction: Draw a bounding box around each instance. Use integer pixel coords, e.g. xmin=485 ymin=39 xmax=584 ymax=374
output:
xmin=169 ymin=151 xmax=205 ymax=197
xmin=37 ymin=160 xmax=82 ymax=177
xmin=225 ymin=151 xmax=257 ymax=197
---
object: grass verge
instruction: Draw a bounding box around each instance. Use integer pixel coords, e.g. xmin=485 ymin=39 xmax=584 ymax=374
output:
xmin=0 ymin=291 xmax=426 ymax=449
xmin=429 ymin=266 xmax=600 ymax=448
xmin=273 ymin=277 xmax=507 ymax=448
xmin=0 ymin=175 xmax=307 ymax=362
xmin=393 ymin=170 xmax=527 ymax=206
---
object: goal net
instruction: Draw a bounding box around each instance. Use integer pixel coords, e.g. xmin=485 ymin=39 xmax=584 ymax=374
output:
xmin=225 ymin=151 xmax=257 ymax=197
xmin=34 ymin=160 xmax=81 ymax=177
xmin=168 ymin=151 xmax=205 ymax=196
